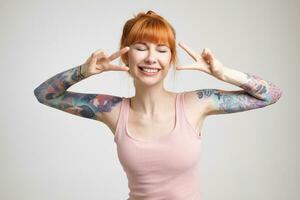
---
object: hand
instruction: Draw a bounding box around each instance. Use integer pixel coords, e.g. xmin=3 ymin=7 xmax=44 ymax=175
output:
xmin=177 ymin=42 xmax=226 ymax=81
xmin=82 ymin=47 xmax=130 ymax=77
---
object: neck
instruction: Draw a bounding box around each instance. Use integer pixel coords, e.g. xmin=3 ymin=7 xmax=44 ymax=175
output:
xmin=130 ymin=82 xmax=173 ymax=118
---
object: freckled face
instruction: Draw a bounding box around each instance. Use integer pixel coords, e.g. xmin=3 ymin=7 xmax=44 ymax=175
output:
xmin=127 ymin=41 xmax=172 ymax=83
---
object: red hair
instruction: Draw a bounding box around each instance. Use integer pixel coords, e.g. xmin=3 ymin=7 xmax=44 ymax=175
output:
xmin=119 ymin=10 xmax=178 ymax=69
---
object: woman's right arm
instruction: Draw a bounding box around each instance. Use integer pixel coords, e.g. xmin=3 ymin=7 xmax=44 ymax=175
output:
xmin=33 ymin=64 xmax=122 ymax=121
xmin=33 ymin=47 xmax=130 ymax=121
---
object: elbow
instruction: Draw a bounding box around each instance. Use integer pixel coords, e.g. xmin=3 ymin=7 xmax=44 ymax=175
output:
xmin=266 ymin=86 xmax=283 ymax=104
xmin=275 ymin=87 xmax=283 ymax=101
xmin=34 ymin=87 xmax=45 ymax=104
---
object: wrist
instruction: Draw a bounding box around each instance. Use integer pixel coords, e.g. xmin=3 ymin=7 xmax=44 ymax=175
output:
xmin=219 ymin=66 xmax=231 ymax=82
xmin=222 ymin=66 xmax=249 ymax=86
xmin=80 ymin=64 xmax=88 ymax=78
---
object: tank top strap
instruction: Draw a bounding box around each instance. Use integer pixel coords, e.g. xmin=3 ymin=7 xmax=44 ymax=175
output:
xmin=123 ymin=97 xmax=130 ymax=125
xmin=176 ymin=92 xmax=186 ymax=125
xmin=177 ymin=91 xmax=202 ymax=139
xmin=175 ymin=92 xmax=182 ymax=124
xmin=177 ymin=91 xmax=193 ymax=129
xmin=114 ymin=97 xmax=129 ymax=143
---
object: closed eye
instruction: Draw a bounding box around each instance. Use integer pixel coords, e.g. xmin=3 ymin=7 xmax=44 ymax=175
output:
xmin=136 ymin=48 xmax=167 ymax=53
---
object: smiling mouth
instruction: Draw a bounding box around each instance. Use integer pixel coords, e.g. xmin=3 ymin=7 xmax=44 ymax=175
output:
xmin=138 ymin=67 xmax=161 ymax=73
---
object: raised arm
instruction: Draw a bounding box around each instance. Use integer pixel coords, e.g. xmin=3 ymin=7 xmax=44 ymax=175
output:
xmin=177 ymin=42 xmax=283 ymax=116
xmin=192 ymin=70 xmax=282 ymax=115
xmin=33 ymin=47 xmax=130 ymax=121
xmin=33 ymin=64 xmax=122 ymax=121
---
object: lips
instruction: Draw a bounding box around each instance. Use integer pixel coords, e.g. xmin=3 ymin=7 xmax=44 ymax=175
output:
xmin=138 ymin=67 xmax=161 ymax=74
xmin=139 ymin=66 xmax=162 ymax=70
xmin=138 ymin=67 xmax=161 ymax=76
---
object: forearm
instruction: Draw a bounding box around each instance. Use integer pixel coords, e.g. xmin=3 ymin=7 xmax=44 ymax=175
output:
xmin=34 ymin=64 xmax=87 ymax=102
xmin=222 ymin=66 xmax=283 ymax=103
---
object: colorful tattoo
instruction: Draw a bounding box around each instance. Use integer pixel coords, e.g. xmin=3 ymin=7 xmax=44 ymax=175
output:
xmin=195 ymin=73 xmax=282 ymax=114
xmin=240 ymin=73 xmax=282 ymax=102
xmin=34 ymin=65 xmax=122 ymax=120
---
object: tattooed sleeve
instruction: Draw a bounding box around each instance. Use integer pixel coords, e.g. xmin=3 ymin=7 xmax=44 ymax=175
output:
xmin=195 ymin=73 xmax=283 ymax=115
xmin=34 ymin=65 xmax=122 ymax=120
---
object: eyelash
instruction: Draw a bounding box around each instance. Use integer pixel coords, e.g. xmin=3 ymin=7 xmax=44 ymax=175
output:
xmin=136 ymin=48 xmax=167 ymax=53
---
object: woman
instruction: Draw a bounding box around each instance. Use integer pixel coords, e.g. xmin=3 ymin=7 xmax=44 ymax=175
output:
xmin=34 ymin=10 xmax=282 ymax=200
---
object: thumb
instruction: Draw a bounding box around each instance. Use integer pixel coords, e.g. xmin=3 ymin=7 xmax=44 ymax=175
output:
xmin=91 ymin=55 xmax=97 ymax=65
xmin=176 ymin=65 xmax=187 ymax=70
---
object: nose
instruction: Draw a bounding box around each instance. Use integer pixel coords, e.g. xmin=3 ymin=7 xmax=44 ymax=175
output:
xmin=144 ymin=49 xmax=157 ymax=65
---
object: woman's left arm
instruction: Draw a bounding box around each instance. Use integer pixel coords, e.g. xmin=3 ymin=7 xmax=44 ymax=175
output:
xmin=193 ymin=67 xmax=282 ymax=115
xmin=221 ymin=66 xmax=282 ymax=103
xmin=177 ymin=42 xmax=283 ymax=115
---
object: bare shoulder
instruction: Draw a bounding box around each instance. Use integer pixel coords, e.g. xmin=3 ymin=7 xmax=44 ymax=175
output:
xmin=180 ymin=90 xmax=211 ymax=136
xmin=182 ymin=90 xmax=211 ymax=117
xmin=98 ymin=95 xmax=125 ymax=134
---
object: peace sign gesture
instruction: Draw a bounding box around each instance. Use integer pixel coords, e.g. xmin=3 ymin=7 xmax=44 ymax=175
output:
xmin=82 ymin=47 xmax=130 ymax=77
xmin=177 ymin=42 xmax=226 ymax=81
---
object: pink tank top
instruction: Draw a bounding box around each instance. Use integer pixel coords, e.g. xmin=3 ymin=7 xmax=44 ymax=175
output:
xmin=114 ymin=92 xmax=202 ymax=200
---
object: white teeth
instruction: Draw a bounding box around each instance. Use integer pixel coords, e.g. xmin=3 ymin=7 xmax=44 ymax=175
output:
xmin=141 ymin=68 xmax=159 ymax=73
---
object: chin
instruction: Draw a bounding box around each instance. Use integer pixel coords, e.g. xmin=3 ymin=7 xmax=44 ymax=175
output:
xmin=134 ymin=77 xmax=164 ymax=87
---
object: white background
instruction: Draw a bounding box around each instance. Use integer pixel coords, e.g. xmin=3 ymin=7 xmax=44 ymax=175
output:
xmin=0 ymin=0 xmax=298 ymax=199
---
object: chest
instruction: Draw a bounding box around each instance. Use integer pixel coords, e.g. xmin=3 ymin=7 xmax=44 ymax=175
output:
xmin=127 ymin=113 xmax=176 ymax=140
xmin=117 ymin=114 xmax=202 ymax=174
xmin=127 ymin=106 xmax=204 ymax=140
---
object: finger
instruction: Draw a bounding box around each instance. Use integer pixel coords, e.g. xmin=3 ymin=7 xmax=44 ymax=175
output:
xmin=93 ymin=52 xmax=107 ymax=64
xmin=177 ymin=64 xmax=211 ymax=74
xmin=92 ymin=51 xmax=105 ymax=60
xmin=201 ymin=48 xmax=207 ymax=57
xmin=206 ymin=49 xmax=215 ymax=60
xmin=176 ymin=65 xmax=194 ymax=70
xmin=176 ymin=63 xmax=200 ymax=70
xmin=178 ymin=42 xmax=199 ymax=61
xmin=201 ymin=48 xmax=210 ymax=63
xmin=108 ymin=47 xmax=130 ymax=61
xmin=91 ymin=54 xmax=98 ymax=65
xmin=202 ymin=48 xmax=214 ymax=64
xmin=206 ymin=48 xmax=215 ymax=58
xmin=92 ymin=49 xmax=104 ymax=57
xmin=109 ymin=64 xmax=130 ymax=71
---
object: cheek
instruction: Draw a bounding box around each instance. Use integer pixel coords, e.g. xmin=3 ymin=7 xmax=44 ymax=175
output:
xmin=162 ymin=54 xmax=172 ymax=65
xmin=166 ymin=55 xmax=172 ymax=63
xmin=128 ymin=51 xmax=144 ymax=64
